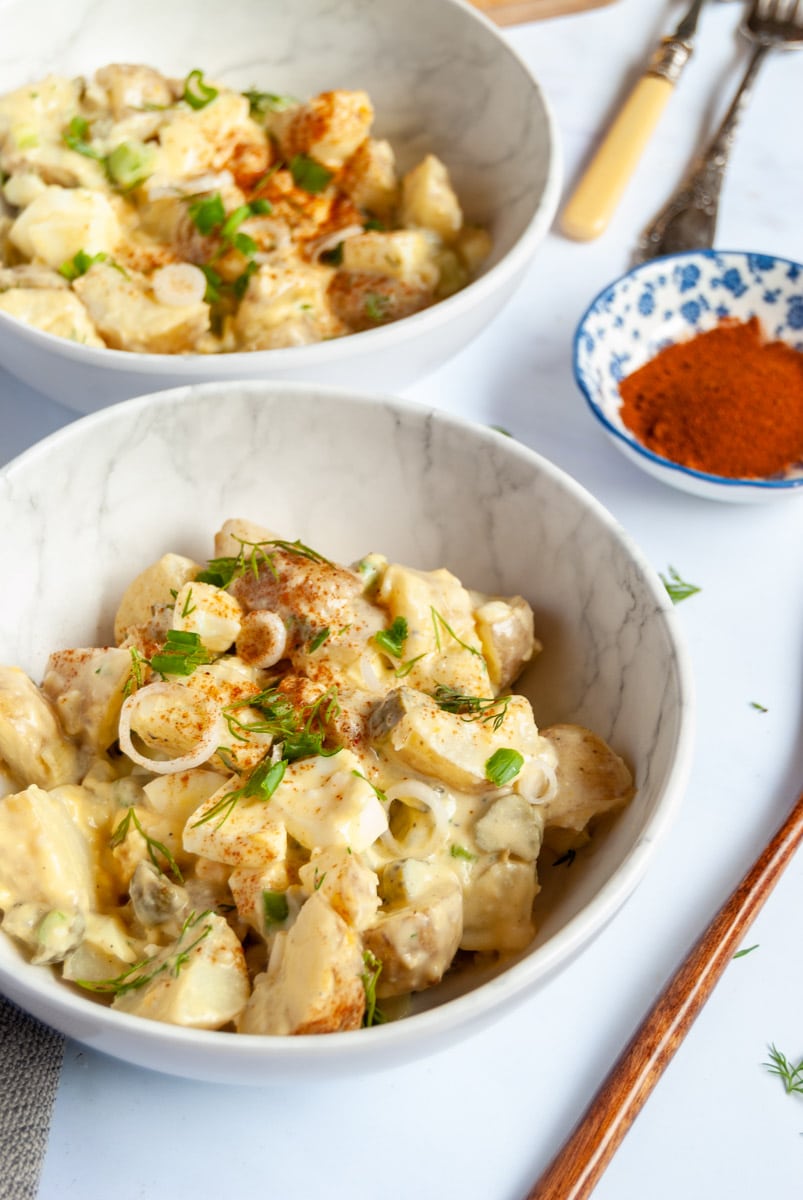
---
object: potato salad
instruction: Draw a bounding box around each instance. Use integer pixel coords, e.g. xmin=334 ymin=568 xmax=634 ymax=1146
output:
xmin=0 ymin=520 xmax=633 ymax=1035
xmin=0 ymin=65 xmax=491 ymax=353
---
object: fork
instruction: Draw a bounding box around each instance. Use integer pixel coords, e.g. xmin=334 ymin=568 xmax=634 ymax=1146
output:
xmin=635 ymin=0 xmax=803 ymax=262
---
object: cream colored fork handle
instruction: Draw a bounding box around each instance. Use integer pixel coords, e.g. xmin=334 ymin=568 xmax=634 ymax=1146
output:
xmin=560 ymin=74 xmax=675 ymax=241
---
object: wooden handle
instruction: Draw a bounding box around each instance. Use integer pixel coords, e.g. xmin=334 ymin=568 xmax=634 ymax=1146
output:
xmin=526 ymin=789 xmax=803 ymax=1200
xmin=560 ymin=73 xmax=674 ymax=241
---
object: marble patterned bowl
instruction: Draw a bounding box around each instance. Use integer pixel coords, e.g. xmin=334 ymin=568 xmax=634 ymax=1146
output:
xmin=0 ymin=0 xmax=560 ymax=413
xmin=574 ymin=250 xmax=803 ymax=502
xmin=0 ymin=382 xmax=693 ymax=1084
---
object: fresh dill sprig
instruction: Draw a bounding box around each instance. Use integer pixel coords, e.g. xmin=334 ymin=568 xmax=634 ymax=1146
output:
xmin=432 ymin=683 xmax=511 ymax=731
xmin=196 ymin=535 xmax=328 ymax=589
xmin=764 ymin=1044 xmax=803 ymax=1096
xmin=76 ymin=911 xmax=212 ymax=996
xmin=110 ymin=806 xmax=184 ymax=882
xmin=194 ymin=686 xmax=341 ymax=828
xmin=430 ymin=606 xmax=483 ymax=659
xmin=122 ymin=646 xmax=148 ymax=698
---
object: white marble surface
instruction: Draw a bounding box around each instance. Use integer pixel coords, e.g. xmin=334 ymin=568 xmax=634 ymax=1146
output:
xmin=0 ymin=0 xmax=802 ymax=1196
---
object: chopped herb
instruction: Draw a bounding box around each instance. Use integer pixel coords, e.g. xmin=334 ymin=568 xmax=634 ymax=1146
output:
xmin=197 ymin=686 xmax=340 ymax=827
xmin=313 ymin=870 xmax=327 ymax=891
xmin=289 ymin=153 xmax=333 ymax=194
xmin=433 ymin=683 xmax=511 ymax=731
xmin=364 ymin=292 xmax=390 ymax=322
xmin=243 ymin=89 xmax=297 ymax=117
xmin=180 ymin=587 xmax=196 ymax=618
xmin=196 ymin=535 xmax=328 ymax=588
xmin=232 ymin=260 xmax=259 ymax=300
xmin=149 ymin=629 xmax=215 ymax=677
xmin=122 ymin=647 xmax=147 ymax=698
xmin=374 ymin=616 xmax=408 ymax=659
xmin=361 ymin=949 xmax=386 ymax=1027
xmin=262 ymin=889 xmax=289 ymax=927
xmin=765 ymin=1044 xmax=803 ymax=1096
xmin=232 ymin=230 xmax=258 ymax=258
xmin=750 ymin=701 xmax=768 ymax=713
xmin=553 ymin=848 xmax=577 ymax=868
xmin=450 ymin=844 xmax=477 ymax=862
xmin=198 ymin=263 xmax=223 ymax=303
xmin=58 ymin=249 xmax=108 ymax=281
xmin=220 ymin=204 xmax=252 ymax=240
xmin=110 ymin=806 xmax=183 ymax=882
xmin=188 ymin=192 xmax=227 ymax=235
xmin=63 ymin=115 xmax=103 ymax=159
xmin=363 ymin=218 xmax=386 ymax=232
xmin=192 ymin=755 xmax=287 ymax=829
xmin=394 ymin=652 xmax=427 ymax=678
xmin=430 ymin=607 xmax=483 ymax=659
xmin=733 ymin=944 xmax=759 ymax=959
xmin=308 ymin=627 xmax=330 ymax=652
xmin=106 ymin=140 xmax=156 ymax=190
xmin=489 ymin=424 xmax=513 ymax=437
xmin=248 ymin=197 xmax=273 ymax=216
xmin=352 ymin=769 xmax=388 ymax=805
xmin=660 ymin=566 xmax=700 ymax=604
xmin=485 ymin=747 xmax=524 ymax=787
xmin=182 ymin=69 xmax=219 ymax=110
xmin=76 ymin=911 xmax=212 ymax=995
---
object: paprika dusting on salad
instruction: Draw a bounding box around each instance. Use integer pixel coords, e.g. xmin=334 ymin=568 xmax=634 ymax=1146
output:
xmin=618 ymin=317 xmax=803 ymax=479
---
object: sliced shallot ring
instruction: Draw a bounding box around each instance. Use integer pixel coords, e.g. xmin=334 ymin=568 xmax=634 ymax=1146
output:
xmin=236 ymin=609 xmax=287 ymax=669
xmin=308 ymin=224 xmax=365 ymax=262
xmin=380 ymin=780 xmax=455 ymax=858
xmin=515 ymin=755 xmax=558 ymax=806
xmin=119 ymin=681 xmax=225 ymax=775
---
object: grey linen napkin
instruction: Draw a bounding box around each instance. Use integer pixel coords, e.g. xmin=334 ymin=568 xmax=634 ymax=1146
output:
xmin=0 ymin=995 xmax=64 ymax=1200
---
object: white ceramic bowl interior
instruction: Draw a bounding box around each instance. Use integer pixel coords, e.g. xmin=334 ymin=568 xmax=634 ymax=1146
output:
xmin=574 ymin=249 xmax=803 ymax=502
xmin=0 ymin=0 xmax=560 ymax=411
xmin=0 ymin=382 xmax=693 ymax=1083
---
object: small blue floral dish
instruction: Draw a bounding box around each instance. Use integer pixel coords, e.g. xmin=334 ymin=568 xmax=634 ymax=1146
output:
xmin=573 ymin=249 xmax=803 ymax=502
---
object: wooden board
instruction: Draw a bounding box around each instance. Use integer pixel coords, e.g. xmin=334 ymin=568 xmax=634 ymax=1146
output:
xmin=471 ymin=0 xmax=617 ymax=25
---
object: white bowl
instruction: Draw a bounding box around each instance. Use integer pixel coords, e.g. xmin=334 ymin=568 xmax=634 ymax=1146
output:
xmin=573 ymin=250 xmax=803 ymax=502
xmin=0 ymin=381 xmax=693 ymax=1084
xmin=0 ymin=0 xmax=560 ymax=413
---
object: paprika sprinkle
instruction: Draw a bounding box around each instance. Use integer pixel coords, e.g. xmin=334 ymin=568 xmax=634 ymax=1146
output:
xmin=618 ymin=317 xmax=803 ymax=479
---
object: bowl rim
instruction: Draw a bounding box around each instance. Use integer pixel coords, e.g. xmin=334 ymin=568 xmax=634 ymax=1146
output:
xmin=0 ymin=378 xmax=695 ymax=1072
xmin=0 ymin=0 xmax=562 ymax=375
xmin=572 ymin=248 xmax=803 ymax=493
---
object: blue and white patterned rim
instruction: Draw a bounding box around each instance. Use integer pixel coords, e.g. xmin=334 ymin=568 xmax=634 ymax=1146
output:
xmin=573 ymin=249 xmax=803 ymax=492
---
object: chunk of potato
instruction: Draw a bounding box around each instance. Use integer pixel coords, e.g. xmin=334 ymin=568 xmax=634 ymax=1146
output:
xmin=0 ymin=784 xmax=93 ymax=913
xmin=0 ymin=287 xmax=104 ymax=346
xmin=400 ymin=154 xmax=462 ymax=243
xmin=112 ymin=912 xmax=250 ymax=1030
xmin=237 ymin=892 xmax=365 ymax=1035
xmin=540 ymin=724 xmax=634 ymax=833
xmin=368 ymin=686 xmax=541 ymax=793
xmin=460 ymin=857 xmax=537 ymax=953
xmin=472 ymin=595 xmax=540 ymax=692
xmin=0 ymin=667 xmax=80 ymax=789
xmin=364 ymin=862 xmax=462 ymax=998
xmin=42 ymin=646 xmax=132 ymax=752
xmin=113 ymin=552 xmax=199 ymax=645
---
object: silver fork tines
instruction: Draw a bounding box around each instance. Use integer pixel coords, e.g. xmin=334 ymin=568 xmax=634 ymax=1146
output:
xmin=635 ymin=0 xmax=803 ymax=263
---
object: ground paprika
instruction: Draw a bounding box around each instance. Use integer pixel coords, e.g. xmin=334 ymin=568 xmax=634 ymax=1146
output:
xmin=618 ymin=317 xmax=803 ymax=479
